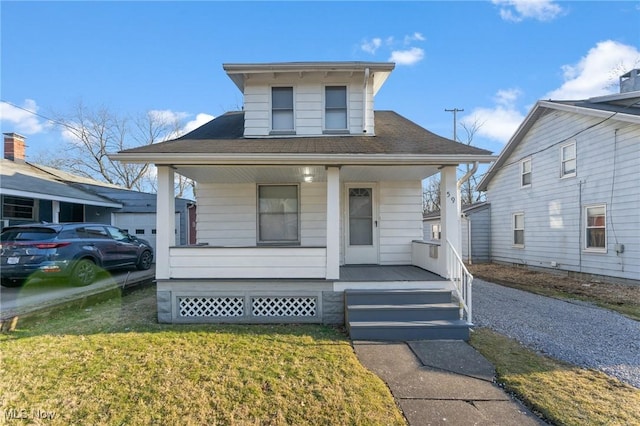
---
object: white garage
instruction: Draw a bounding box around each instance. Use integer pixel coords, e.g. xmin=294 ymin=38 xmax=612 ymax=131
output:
xmin=113 ymin=212 xmax=181 ymax=255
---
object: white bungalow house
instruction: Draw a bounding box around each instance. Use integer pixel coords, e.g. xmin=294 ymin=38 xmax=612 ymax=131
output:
xmin=112 ymin=61 xmax=495 ymax=340
xmin=478 ymin=69 xmax=640 ymax=285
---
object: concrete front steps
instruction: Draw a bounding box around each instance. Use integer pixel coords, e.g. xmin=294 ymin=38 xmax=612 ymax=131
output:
xmin=345 ymin=289 xmax=471 ymax=341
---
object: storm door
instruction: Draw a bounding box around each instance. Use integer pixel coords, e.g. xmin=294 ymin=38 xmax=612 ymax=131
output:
xmin=344 ymin=185 xmax=378 ymax=264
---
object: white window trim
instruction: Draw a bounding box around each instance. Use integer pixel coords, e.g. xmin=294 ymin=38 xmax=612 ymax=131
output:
xmin=520 ymin=158 xmax=532 ymax=189
xmin=513 ymin=212 xmax=525 ymax=248
xmin=560 ymin=141 xmax=577 ymax=179
xmin=584 ymin=203 xmax=607 ymax=253
xmin=323 ymin=84 xmax=349 ymax=134
xmin=270 ymin=86 xmax=295 ymax=135
xmin=256 ymin=184 xmax=301 ymax=245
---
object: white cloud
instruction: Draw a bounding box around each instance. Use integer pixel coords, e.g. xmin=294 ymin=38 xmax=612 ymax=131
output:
xmin=404 ymin=32 xmax=425 ymax=44
xmin=463 ymin=88 xmax=526 ymax=144
xmin=148 ymin=109 xmax=189 ymax=123
xmin=492 ymin=0 xmax=564 ymax=22
xmin=544 ymin=40 xmax=640 ymax=100
xmin=181 ymin=113 xmax=215 ymax=135
xmin=0 ymin=99 xmax=48 ymax=135
xmin=389 ymin=47 xmax=425 ymax=66
xmin=361 ymin=37 xmax=382 ymax=54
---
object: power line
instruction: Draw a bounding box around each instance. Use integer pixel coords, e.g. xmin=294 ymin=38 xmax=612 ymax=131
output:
xmin=0 ymin=99 xmax=80 ymax=132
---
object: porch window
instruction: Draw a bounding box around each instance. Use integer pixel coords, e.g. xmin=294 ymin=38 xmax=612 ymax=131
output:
xmin=521 ymin=158 xmax=531 ymax=188
xmin=2 ymin=195 xmax=35 ymax=220
xmin=258 ymin=185 xmax=299 ymax=244
xmin=325 ymin=86 xmax=347 ymax=131
xmin=271 ymin=87 xmax=294 ymax=133
xmin=585 ymin=204 xmax=606 ymax=251
xmin=561 ymin=142 xmax=576 ymax=178
xmin=513 ymin=213 xmax=524 ymax=247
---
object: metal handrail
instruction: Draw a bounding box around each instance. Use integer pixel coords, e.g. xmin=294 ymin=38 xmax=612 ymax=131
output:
xmin=446 ymin=239 xmax=473 ymax=323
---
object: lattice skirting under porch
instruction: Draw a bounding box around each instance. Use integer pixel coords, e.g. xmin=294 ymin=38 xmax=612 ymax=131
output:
xmin=178 ymin=296 xmax=317 ymax=318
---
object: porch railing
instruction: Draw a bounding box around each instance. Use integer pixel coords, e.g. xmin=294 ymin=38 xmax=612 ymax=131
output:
xmin=446 ymin=239 xmax=473 ymax=323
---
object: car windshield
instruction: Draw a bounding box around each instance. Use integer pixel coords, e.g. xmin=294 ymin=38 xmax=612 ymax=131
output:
xmin=1 ymin=228 xmax=57 ymax=242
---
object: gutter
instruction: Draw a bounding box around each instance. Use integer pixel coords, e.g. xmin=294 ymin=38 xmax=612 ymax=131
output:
xmin=109 ymin=153 xmax=497 ymax=166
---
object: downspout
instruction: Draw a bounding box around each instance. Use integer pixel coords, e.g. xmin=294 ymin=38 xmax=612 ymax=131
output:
xmin=362 ymin=67 xmax=370 ymax=133
xmin=457 ymin=162 xmax=479 ymax=192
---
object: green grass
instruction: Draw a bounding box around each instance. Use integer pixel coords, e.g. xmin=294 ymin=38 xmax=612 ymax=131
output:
xmin=1 ymin=287 xmax=406 ymax=425
xmin=470 ymin=328 xmax=640 ymax=426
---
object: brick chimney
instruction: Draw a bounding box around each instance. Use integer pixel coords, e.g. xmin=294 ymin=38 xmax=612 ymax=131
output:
xmin=3 ymin=133 xmax=26 ymax=162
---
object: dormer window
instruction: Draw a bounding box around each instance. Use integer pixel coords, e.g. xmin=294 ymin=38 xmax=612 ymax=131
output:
xmin=325 ymin=86 xmax=348 ymax=132
xmin=271 ymin=87 xmax=294 ymax=133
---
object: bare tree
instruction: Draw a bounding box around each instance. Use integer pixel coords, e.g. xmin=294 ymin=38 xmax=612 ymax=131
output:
xmin=39 ymin=102 xmax=184 ymax=193
xmin=422 ymin=115 xmax=485 ymax=213
xmin=458 ymin=117 xmax=486 ymax=206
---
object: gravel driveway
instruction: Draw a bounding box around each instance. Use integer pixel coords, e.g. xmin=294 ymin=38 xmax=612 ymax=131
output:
xmin=473 ymin=279 xmax=640 ymax=388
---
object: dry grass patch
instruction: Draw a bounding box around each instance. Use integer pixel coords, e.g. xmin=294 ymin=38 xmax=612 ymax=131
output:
xmin=470 ymin=328 xmax=640 ymax=426
xmin=469 ymin=263 xmax=640 ymax=321
xmin=0 ymin=287 xmax=406 ymax=425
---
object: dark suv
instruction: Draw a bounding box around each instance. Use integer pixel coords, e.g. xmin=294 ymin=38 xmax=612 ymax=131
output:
xmin=1 ymin=223 xmax=153 ymax=287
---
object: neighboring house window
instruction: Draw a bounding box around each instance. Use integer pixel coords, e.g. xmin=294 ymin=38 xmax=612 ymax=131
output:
xmin=431 ymin=224 xmax=441 ymax=240
xmin=2 ymin=196 xmax=35 ymax=220
xmin=271 ymin=87 xmax=294 ymax=132
xmin=561 ymin=142 xmax=576 ymax=178
xmin=325 ymin=86 xmax=347 ymax=131
xmin=258 ymin=185 xmax=299 ymax=244
xmin=585 ymin=204 xmax=606 ymax=251
xmin=513 ymin=213 xmax=524 ymax=246
xmin=521 ymin=158 xmax=531 ymax=188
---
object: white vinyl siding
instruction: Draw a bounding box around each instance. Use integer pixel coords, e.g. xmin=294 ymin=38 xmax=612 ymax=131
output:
xmin=378 ymin=181 xmax=424 ymax=265
xmin=486 ymin=109 xmax=640 ymax=281
xmin=561 ymin=141 xmax=577 ymax=178
xmin=242 ymin=73 xmax=369 ymax=136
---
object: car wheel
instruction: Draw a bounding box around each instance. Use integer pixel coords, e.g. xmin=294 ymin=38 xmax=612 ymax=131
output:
xmin=136 ymin=250 xmax=153 ymax=270
xmin=72 ymin=259 xmax=97 ymax=286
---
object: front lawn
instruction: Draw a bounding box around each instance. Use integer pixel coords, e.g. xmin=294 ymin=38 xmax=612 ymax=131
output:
xmin=0 ymin=287 xmax=405 ymax=425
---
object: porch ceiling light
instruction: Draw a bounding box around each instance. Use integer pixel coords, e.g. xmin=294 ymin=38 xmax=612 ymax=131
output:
xmin=303 ymin=174 xmax=314 ymax=183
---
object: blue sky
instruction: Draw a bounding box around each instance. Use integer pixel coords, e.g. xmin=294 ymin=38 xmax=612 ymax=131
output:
xmin=1 ymin=1 xmax=639 ymax=160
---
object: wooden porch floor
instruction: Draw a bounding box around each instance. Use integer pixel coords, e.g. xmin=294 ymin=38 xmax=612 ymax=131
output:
xmin=338 ymin=265 xmax=445 ymax=282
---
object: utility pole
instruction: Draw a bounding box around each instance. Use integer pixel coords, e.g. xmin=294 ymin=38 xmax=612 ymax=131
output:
xmin=444 ymin=108 xmax=464 ymax=141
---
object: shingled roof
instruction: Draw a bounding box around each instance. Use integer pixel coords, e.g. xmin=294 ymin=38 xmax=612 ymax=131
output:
xmin=117 ymin=110 xmax=492 ymax=157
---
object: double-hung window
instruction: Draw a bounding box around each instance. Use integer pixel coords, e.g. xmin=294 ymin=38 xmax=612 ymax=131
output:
xmin=2 ymin=195 xmax=35 ymax=220
xmin=513 ymin=213 xmax=525 ymax=247
xmin=258 ymin=185 xmax=299 ymax=244
xmin=585 ymin=204 xmax=606 ymax=251
xmin=325 ymin=86 xmax=347 ymax=131
xmin=521 ymin=158 xmax=531 ymax=188
xmin=271 ymin=87 xmax=294 ymax=133
xmin=561 ymin=142 xmax=576 ymax=178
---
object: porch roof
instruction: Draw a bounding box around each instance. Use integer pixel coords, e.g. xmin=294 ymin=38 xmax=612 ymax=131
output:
xmin=112 ymin=111 xmax=494 ymax=165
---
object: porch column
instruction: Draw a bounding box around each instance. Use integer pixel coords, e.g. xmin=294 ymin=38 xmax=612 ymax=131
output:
xmin=326 ymin=166 xmax=340 ymax=279
xmin=440 ymin=166 xmax=461 ymax=278
xmin=156 ymin=166 xmax=175 ymax=280
xmin=52 ymin=201 xmax=60 ymax=223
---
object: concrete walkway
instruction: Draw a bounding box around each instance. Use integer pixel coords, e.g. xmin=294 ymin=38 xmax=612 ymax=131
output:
xmin=353 ymin=340 xmax=544 ymax=426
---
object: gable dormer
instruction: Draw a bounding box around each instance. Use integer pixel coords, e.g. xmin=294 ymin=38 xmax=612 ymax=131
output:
xmin=223 ymin=62 xmax=395 ymax=138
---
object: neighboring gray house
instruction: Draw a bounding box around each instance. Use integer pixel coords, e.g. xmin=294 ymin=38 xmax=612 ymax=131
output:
xmin=423 ymin=202 xmax=491 ymax=264
xmin=1 ymin=133 xmax=194 ymax=252
xmin=478 ymin=70 xmax=640 ymax=284
xmin=113 ymin=61 xmax=496 ymax=340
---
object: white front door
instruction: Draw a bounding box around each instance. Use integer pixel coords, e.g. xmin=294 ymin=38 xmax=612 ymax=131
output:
xmin=344 ymin=184 xmax=378 ymax=264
